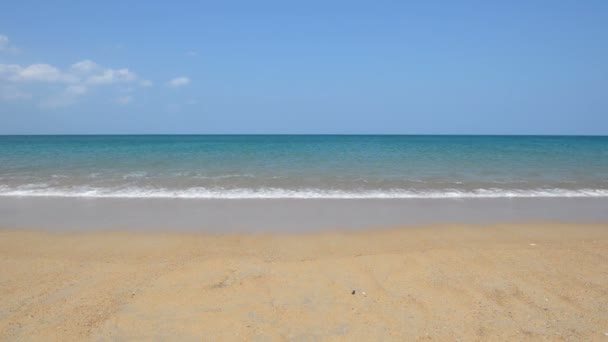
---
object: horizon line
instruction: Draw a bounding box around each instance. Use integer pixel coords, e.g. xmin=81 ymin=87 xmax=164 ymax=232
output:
xmin=0 ymin=133 xmax=607 ymax=137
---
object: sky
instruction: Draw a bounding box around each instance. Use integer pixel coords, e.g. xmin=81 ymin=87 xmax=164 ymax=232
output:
xmin=0 ymin=1 xmax=607 ymax=134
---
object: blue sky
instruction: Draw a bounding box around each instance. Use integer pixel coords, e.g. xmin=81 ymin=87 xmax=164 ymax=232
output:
xmin=1 ymin=1 xmax=607 ymax=134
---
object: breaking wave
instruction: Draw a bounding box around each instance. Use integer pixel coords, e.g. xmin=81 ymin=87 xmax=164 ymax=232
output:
xmin=1 ymin=186 xmax=608 ymax=199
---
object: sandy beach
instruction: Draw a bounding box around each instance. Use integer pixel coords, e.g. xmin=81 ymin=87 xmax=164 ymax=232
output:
xmin=0 ymin=224 xmax=607 ymax=341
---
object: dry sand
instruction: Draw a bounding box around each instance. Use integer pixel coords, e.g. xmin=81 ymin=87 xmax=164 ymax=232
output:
xmin=1 ymin=224 xmax=607 ymax=341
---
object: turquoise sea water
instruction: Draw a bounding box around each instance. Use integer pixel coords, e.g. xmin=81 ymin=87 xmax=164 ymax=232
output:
xmin=0 ymin=135 xmax=607 ymax=199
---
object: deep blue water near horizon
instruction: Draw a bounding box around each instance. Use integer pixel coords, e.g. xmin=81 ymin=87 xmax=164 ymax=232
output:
xmin=0 ymin=135 xmax=607 ymax=199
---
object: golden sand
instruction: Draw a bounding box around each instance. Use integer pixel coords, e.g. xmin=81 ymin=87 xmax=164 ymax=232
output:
xmin=1 ymin=224 xmax=607 ymax=340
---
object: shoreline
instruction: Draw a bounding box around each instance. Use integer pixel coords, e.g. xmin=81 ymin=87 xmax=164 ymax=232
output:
xmin=1 ymin=223 xmax=607 ymax=340
xmin=3 ymin=197 xmax=608 ymax=232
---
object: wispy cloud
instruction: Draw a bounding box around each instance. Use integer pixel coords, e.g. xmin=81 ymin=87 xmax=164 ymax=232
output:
xmin=70 ymin=59 xmax=100 ymax=74
xmin=85 ymin=68 xmax=137 ymax=85
xmin=1 ymin=60 xmax=142 ymax=86
xmin=0 ymin=63 xmax=77 ymax=83
xmin=0 ymin=35 xmax=186 ymax=108
xmin=1 ymin=57 xmax=148 ymax=107
xmin=0 ymin=34 xmax=19 ymax=53
xmin=167 ymin=76 xmax=190 ymax=88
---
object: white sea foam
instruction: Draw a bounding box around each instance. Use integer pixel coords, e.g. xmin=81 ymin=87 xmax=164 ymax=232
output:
xmin=1 ymin=186 xmax=608 ymax=199
xmin=122 ymin=171 xmax=148 ymax=179
xmin=192 ymin=174 xmax=256 ymax=180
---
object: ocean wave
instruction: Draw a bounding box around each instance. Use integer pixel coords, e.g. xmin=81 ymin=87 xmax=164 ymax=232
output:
xmin=1 ymin=186 xmax=608 ymax=199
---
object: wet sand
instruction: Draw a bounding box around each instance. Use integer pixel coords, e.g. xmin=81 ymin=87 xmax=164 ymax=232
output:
xmin=3 ymin=197 xmax=608 ymax=232
xmin=1 ymin=223 xmax=608 ymax=340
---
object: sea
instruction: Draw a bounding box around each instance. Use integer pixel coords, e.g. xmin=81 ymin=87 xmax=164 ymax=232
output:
xmin=1 ymin=135 xmax=607 ymax=231
xmin=1 ymin=135 xmax=608 ymax=199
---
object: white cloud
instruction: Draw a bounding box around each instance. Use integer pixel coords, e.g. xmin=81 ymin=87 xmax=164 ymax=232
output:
xmin=0 ymin=34 xmax=19 ymax=53
xmin=0 ymin=63 xmax=77 ymax=83
xmin=85 ymin=68 xmax=137 ymax=85
xmin=115 ymin=95 xmax=132 ymax=105
xmin=0 ymin=62 xmax=138 ymax=110
xmin=70 ymin=60 xmax=100 ymax=74
xmin=22 ymin=64 xmax=78 ymax=83
xmin=0 ymin=35 xmax=186 ymax=109
xmin=167 ymin=76 xmax=190 ymax=88
xmin=0 ymin=59 xmax=146 ymax=108
xmin=185 ymin=51 xmax=199 ymax=57
xmin=1 ymin=60 xmax=139 ymax=86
